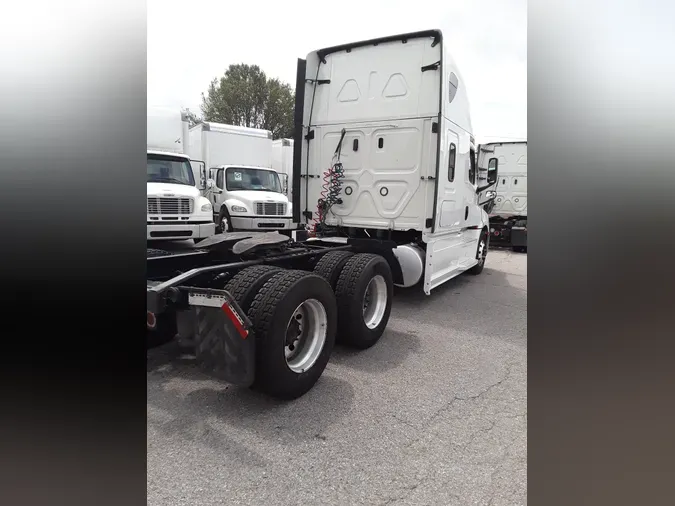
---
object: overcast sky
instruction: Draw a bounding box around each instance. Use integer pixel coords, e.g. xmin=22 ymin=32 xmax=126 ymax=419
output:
xmin=148 ymin=0 xmax=526 ymax=143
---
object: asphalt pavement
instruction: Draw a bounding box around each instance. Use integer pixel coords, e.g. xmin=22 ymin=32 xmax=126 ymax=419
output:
xmin=147 ymin=249 xmax=527 ymax=506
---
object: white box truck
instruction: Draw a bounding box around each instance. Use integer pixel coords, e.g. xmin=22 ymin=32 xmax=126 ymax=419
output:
xmin=188 ymin=122 xmax=294 ymax=234
xmin=147 ymin=107 xmax=216 ymax=242
xmin=478 ymin=141 xmax=527 ymax=252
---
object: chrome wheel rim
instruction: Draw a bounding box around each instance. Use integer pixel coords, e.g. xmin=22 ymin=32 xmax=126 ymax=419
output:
xmin=362 ymin=275 xmax=387 ymax=329
xmin=284 ymin=298 xmax=328 ymax=373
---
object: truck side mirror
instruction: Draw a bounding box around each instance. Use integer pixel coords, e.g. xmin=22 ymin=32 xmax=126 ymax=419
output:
xmin=476 ymin=157 xmax=498 ymax=194
xmin=206 ymin=178 xmax=222 ymax=194
xmin=486 ymin=157 xmax=498 ymax=185
xmin=190 ymin=159 xmax=207 ymax=190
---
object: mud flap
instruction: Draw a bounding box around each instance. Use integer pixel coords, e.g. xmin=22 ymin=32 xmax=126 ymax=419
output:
xmin=511 ymin=226 xmax=527 ymax=248
xmin=188 ymin=288 xmax=255 ymax=387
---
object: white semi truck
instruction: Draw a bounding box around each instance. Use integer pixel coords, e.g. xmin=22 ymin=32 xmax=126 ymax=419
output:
xmin=478 ymin=141 xmax=527 ymax=252
xmin=294 ymin=30 xmax=498 ymax=294
xmin=188 ymin=122 xmax=294 ymax=234
xmin=147 ymin=30 xmax=498 ymax=399
xmin=146 ymin=107 xmax=216 ymax=243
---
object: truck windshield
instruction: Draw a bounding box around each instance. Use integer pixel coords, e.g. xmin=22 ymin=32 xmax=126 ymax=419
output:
xmin=147 ymin=154 xmax=195 ymax=186
xmin=225 ymin=167 xmax=282 ymax=193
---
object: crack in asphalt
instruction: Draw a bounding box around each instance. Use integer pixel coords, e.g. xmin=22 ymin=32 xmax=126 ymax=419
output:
xmin=375 ymin=363 xmax=520 ymax=505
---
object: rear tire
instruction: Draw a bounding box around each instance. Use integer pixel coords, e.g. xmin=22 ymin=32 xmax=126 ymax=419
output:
xmin=313 ymin=251 xmax=354 ymax=289
xmin=334 ymin=254 xmax=393 ymax=349
xmin=248 ymin=270 xmax=337 ymax=399
xmin=224 ymin=265 xmax=283 ymax=313
xmin=468 ymin=231 xmax=488 ymax=275
xmin=147 ymin=310 xmax=177 ymax=348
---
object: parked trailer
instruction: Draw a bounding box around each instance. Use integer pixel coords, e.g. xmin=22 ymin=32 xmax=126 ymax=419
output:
xmin=478 ymin=141 xmax=527 ymax=252
xmin=147 ymin=30 xmax=498 ymax=399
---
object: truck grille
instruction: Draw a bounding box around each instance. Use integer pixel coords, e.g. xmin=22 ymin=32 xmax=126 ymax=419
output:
xmin=255 ymin=202 xmax=286 ymax=216
xmin=147 ymin=197 xmax=193 ymax=215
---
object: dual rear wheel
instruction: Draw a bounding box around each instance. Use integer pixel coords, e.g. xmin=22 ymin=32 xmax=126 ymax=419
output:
xmin=224 ymin=252 xmax=393 ymax=399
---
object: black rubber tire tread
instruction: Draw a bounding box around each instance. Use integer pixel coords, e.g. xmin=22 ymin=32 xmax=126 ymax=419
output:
xmin=248 ymin=270 xmax=337 ymax=399
xmin=312 ymin=251 xmax=354 ymax=289
xmin=147 ymin=248 xmax=170 ymax=258
xmin=334 ymin=253 xmax=393 ymax=349
xmin=468 ymin=231 xmax=488 ymax=275
xmin=224 ymin=265 xmax=283 ymax=313
xmin=218 ymin=207 xmax=233 ymax=233
xmin=147 ymin=310 xmax=177 ymax=348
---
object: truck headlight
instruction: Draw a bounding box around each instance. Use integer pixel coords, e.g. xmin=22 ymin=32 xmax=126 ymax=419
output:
xmin=201 ymin=203 xmax=212 ymax=212
xmin=230 ymin=205 xmax=247 ymax=213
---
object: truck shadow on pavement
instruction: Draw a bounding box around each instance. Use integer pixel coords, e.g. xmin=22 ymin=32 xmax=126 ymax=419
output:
xmin=390 ymin=265 xmax=527 ymax=346
xmin=147 ymin=342 xmax=355 ymax=458
xmin=330 ymin=329 xmax=422 ymax=373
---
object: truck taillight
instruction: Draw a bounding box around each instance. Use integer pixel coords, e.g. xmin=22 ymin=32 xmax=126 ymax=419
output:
xmin=221 ymin=302 xmax=249 ymax=339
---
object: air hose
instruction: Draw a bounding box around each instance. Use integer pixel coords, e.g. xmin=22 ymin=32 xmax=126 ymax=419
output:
xmin=313 ymin=128 xmax=347 ymax=235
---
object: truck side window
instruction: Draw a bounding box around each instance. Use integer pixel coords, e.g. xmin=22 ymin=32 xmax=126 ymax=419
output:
xmin=216 ymin=169 xmax=224 ymax=189
xmin=469 ymin=148 xmax=476 ymax=184
xmin=448 ymin=143 xmax=456 ymax=182
xmin=448 ymin=72 xmax=459 ymax=103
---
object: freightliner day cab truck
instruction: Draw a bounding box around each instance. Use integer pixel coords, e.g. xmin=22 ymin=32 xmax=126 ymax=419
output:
xmin=147 ymin=30 xmax=498 ymax=399
xmin=188 ymin=122 xmax=294 ymax=234
xmin=478 ymin=141 xmax=527 ymax=252
xmin=147 ymin=107 xmax=215 ymax=243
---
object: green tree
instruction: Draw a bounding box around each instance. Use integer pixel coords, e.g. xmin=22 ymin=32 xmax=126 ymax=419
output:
xmin=201 ymin=64 xmax=295 ymax=139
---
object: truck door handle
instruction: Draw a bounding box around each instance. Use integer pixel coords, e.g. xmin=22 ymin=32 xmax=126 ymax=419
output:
xmin=465 ymin=206 xmax=469 ymax=220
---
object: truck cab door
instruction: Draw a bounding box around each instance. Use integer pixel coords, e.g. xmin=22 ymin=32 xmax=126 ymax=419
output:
xmin=460 ymin=145 xmax=483 ymax=265
xmin=423 ymin=129 xmax=467 ymax=293
xmin=208 ymin=168 xmax=225 ymax=215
